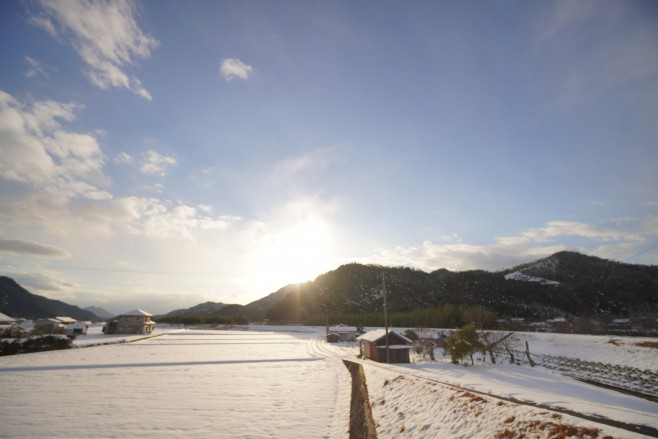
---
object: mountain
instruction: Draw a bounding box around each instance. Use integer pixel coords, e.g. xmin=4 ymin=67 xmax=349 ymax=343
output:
xmin=84 ymin=306 xmax=114 ymax=319
xmin=0 ymin=276 xmax=100 ymax=321
xmin=256 ymin=251 xmax=658 ymax=324
xmin=164 ymin=301 xmax=230 ymax=317
xmin=161 ymin=284 xmax=297 ymax=322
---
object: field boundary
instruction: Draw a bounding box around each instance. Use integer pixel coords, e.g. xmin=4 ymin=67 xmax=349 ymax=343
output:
xmin=344 ymin=359 xmax=378 ymax=439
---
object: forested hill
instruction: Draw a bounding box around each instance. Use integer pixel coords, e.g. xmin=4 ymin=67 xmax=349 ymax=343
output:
xmin=262 ymin=251 xmax=658 ymax=324
xmin=0 ymin=276 xmax=99 ymax=321
xmin=6 ymin=251 xmax=654 ymax=326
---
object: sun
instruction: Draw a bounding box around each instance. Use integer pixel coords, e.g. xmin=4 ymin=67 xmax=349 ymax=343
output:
xmin=250 ymin=217 xmax=333 ymax=294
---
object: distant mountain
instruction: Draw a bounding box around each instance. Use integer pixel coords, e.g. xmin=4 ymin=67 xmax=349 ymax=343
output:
xmin=161 ymin=284 xmax=296 ymax=322
xmin=84 ymin=306 xmax=114 ymax=319
xmin=0 ymin=276 xmax=100 ymax=321
xmin=164 ymin=301 xmax=230 ymax=317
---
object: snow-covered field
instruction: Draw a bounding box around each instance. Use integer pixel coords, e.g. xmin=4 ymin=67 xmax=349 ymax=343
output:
xmin=1 ymin=326 xmax=657 ymax=438
xmin=0 ymin=327 xmax=350 ymax=439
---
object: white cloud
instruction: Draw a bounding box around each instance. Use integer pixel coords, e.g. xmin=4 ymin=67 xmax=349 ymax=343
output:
xmin=0 ymin=90 xmax=108 ymax=199
xmin=362 ymin=219 xmax=652 ymax=273
xmin=140 ymin=150 xmax=177 ymax=176
xmin=31 ymin=0 xmax=158 ymax=99
xmin=220 ymin=58 xmax=254 ymax=81
xmin=0 ymin=238 xmax=70 ymax=258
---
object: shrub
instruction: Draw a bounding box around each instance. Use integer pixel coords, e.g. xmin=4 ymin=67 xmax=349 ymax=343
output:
xmin=447 ymin=323 xmax=483 ymax=365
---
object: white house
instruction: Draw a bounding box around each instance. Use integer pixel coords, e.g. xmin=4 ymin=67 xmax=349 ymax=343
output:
xmin=104 ymin=309 xmax=156 ymax=335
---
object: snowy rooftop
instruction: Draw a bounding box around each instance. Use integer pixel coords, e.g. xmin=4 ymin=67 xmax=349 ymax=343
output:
xmin=0 ymin=312 xmax=15 ymax=322
xmin=357 ymin=328 xmax=412 ymax=344
xmin=55 ymin=316 xmax=77 ymax=323
xmin=120 ymin=309 xmax=153 ymax=316
xmin=329 ymin=326 xmax=357 ymax=332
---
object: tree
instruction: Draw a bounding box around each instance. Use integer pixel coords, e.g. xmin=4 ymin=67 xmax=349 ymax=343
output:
xmin=479 ymin=331 xmax=516 ymax=364
xmin=446 ymin=323 xmax=483 ymax=366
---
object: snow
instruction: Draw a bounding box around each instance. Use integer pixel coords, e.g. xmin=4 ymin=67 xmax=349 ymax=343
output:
xmin=356 ymin=329 xmax=658 ymax=438
xmin=364 ymin=365 xmax=650 ymax=439
xmin=357 ymin=328 xmax=412 ymax=343
xmin=0 ymin=327 xmax=350 ymax=439
xmin=504 ymin=271 xmax=560 ymax=285
xmin=1 ymin=326 xmax=657 ymax=438
xmin=119 ymin=309 xmax=154 ymax=316
xmin=0 ymin=312 xmax=16 ymax=323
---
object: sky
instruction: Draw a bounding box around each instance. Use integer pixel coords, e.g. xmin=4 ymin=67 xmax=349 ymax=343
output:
xmin=0 ymin=0 xmax=657 ymax=315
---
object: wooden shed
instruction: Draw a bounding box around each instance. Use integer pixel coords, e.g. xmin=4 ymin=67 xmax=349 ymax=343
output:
xmin=358 ymin=329 xmax=412 ymax=363
xmin=326 ymin=325 xmax=359 ymax=342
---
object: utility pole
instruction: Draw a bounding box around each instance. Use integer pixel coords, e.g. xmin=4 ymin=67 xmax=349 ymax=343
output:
xmin=383 ymin=273 xmax=390 ymax=363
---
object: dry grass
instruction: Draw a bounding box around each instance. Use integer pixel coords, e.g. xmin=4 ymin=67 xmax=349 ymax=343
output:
xmin=497 ymin=417 xmax=604 ymax=438
xmin=459 ymin=390 xmax=488 ymax=404
xmin=607 ymin=339 xmax=621 ymax=346
xmin=635 ymin=341 xmax=658 ymax=349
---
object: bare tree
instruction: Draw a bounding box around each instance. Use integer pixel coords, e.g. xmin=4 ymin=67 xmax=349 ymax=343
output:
xmin=479 ymin=331 xmax=515 ymax=364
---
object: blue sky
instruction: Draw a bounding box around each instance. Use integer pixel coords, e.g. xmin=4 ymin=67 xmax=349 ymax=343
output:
xmin=1 ymin=0 xmax=657 ymax=314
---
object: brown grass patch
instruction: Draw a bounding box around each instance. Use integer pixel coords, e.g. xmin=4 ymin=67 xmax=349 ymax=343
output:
xmin=636 ymin=341 xmax=658 ymax=349
xmin=498 ymin=418 xmax=602 ymax=439
xmin=607 ymin=339 xmax=621 ymax=346
xmin=461 ymin=391 xmax=488 ymax=404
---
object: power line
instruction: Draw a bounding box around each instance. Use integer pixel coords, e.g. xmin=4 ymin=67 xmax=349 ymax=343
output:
xmin=621 ymin=243 xmax=658 ymax=262
xmin=0 ymin=262 xmax=233 ymax=276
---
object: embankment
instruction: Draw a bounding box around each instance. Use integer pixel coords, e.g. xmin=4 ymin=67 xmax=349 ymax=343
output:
xmin=343 ymin=360 xmax=378 ymax=439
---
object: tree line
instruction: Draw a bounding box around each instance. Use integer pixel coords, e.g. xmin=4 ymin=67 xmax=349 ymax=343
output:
xmin=303 ymin=304 xmax=498 ymax=329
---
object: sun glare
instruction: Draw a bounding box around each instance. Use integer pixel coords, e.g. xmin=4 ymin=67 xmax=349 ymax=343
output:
xmin=250 ymin=218 xmax=332 ymax=294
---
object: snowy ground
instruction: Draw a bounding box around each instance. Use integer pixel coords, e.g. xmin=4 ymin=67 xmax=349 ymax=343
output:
xmin=357 ymin=330 xmax=658 ymax=438
xmin=1 ymin=326 xmax=657 ymax=438
xmin=0 ymin=327 xmax=350 ymax=439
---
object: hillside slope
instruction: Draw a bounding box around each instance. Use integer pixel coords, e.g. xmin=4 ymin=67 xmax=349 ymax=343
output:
xmin=261 ymin=251 xmax=658 ymax=323
xmin=0 ymin=276 xmax=99 ymax=321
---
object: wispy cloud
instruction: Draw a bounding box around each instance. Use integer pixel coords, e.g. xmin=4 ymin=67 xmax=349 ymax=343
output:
xmin=0 ymin=238 xmax=70 ymax=258
xmin=362 ymin=219 xmax=652 ymax=272
xmin=140 ymin=150 xmax=177 ymax=176
xmin=271 ymin=148 xmax=335 ymax=176
xmin=536 ymin=1 xmax=658 ymax=111
xmin=31 ymin=0 xmax=158 ymax=100
xmin=220 ymin=58 xmax=253 ymax=81
xmin=114 ymin=151 xmax=134 ymax=165
xmin=24 ymin=56 xmax=47 ymax=78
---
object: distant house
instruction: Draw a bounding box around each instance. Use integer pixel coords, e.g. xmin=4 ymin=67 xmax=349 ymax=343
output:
xmin=64 ymin=321 xmax=90 ymax=336
xmin=103 ymin=309 xmax=155 ymax=335
xmin=34 ymin=316 xmax=77 ymax=334
xmin=358 ymin=329 xmax=412 ymax=363
xmin=326 ymin=325 xmax=359 ymax=343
